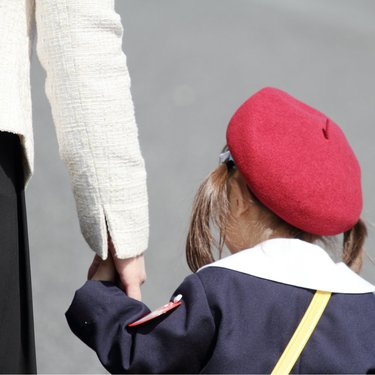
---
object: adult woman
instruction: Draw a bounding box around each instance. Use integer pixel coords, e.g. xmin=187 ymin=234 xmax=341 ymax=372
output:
xmin=0 ymin=1 xmax=148 ymax=372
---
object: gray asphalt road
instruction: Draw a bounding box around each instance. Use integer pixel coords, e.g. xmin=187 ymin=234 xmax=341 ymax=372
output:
xmin=28 ymin=0 xmax=375 ymax=373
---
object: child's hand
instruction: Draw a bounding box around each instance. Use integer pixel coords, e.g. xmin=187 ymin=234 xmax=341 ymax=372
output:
xmin=89 ymin=251 xmax=116 ymax=282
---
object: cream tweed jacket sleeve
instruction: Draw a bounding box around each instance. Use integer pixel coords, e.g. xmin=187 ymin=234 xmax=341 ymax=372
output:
xmin=0 ymin=0 xmax=149 ymax=260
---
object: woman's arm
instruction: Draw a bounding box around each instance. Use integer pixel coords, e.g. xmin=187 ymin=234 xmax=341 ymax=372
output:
xmin=34 ymin=0 xmax=149 ymax=262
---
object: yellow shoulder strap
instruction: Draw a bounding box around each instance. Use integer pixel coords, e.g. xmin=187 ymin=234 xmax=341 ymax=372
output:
xmin=271 ymin=290 xmax=332 ymax=375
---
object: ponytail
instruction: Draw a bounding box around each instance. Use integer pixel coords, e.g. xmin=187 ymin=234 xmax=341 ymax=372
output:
xmin=186 ymin=163 xmax=233 ymax=272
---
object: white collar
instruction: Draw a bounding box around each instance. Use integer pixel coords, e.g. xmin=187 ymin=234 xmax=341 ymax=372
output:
xmin=198 ymin=238 xmax=375 ymax=294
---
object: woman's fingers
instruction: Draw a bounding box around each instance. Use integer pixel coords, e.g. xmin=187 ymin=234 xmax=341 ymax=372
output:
xmin=123 ymin=281 xmax=142 ymax=301
xmin=107 ymin=232 xmax=146 ymax=300
xmin=113 ymin=254 xmax=146 ymax=301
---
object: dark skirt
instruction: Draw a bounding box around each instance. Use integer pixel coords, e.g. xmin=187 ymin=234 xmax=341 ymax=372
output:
xmin=0 ymin=132 xmax=37 ymax=373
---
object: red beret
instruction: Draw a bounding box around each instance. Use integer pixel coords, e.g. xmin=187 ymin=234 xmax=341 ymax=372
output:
xmin=226 ymin=87 xmax=362 ymax=236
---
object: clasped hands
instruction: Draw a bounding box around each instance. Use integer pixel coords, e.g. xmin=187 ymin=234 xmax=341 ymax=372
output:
xmin=87 ymin=234 xmax=146 ymax=301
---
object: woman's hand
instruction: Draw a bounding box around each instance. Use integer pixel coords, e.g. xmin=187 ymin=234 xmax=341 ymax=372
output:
xmin=87 ymin=233 xmax=146 ymax=301
xmin=108 ymin=235 xmax=146 ymax=301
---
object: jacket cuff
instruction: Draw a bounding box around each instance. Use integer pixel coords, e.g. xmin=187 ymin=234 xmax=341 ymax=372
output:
xmin=75 ymin=198 xmax=149 ymax=260
xmin=65 ymin=280 xmax=149 ymax=349
xmin=103 ymin=202 xmax=149 ymax=259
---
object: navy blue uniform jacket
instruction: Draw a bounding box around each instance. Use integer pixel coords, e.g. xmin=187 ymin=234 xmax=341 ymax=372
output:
xmin=66 ymin=238 xmax=375 ymax=373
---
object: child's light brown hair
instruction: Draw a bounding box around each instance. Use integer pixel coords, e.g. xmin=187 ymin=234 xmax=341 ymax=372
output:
xmin=186 ymin=145 xmax=367 ymax=273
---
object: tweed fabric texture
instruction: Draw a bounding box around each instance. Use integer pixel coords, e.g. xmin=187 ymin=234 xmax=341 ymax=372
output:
xmin=0 ymin=0 xmax=149 ymax=259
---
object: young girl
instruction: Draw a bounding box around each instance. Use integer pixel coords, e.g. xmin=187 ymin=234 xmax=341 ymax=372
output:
xmin=66 ymin=87 xmax=375 ymax=374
